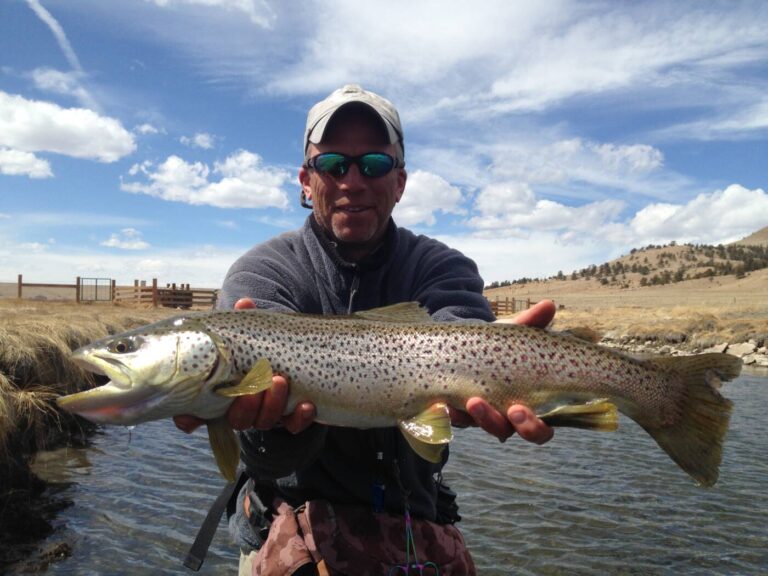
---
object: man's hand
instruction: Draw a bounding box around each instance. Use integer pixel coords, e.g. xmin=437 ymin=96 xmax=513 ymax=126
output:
xmin=173 ymin=297 xmax=316 ymax=435
xmin=449 ymin=299 xmax=556 ymax=445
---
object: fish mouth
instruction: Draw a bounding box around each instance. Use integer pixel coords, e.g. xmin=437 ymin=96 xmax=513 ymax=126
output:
xmin=72 ymin=351 xmax=133 ymax=388
xmin=58 ymin=352 xmax=162 ymax=425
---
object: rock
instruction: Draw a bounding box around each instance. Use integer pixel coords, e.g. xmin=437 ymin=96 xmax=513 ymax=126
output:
xmin=742 ymin=354 xmax=757 ymax=365
xmin=659 ymin=345 xmax=672 ymax=355
xmin=702 ymin=343 xmax=728 ymax=354
xmin=664 ymin=331 xmax=687 ymax=344
xmin=727 ymin=342 xmax=758 ymax=357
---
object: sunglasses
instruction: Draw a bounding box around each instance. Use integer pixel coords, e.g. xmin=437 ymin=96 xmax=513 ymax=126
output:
xmin=306 ymin=152 xmax=400 ymax=179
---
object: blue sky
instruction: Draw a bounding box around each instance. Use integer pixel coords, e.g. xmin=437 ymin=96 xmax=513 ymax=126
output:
xmin=2 ymin=0 xmax=768 ymax=287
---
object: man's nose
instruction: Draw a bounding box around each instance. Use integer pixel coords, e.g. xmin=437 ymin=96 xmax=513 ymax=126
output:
xmin=337 ymin=163 xmax=366 ymax=191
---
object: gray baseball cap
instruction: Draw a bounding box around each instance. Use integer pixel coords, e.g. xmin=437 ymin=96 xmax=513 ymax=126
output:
xmin=303 ymin=84 xmax=404 ymax=162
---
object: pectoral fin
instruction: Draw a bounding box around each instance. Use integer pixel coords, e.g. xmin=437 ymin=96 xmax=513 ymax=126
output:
xmin=206 ymin=417 xmax=240 ymax=481
xmin=398 ymin=403 xmax=453 ymax=463
xmin=215 ymin=358 xmax=273 ymax=398
xmin=537 ymin=399 xmax=619 ymax=431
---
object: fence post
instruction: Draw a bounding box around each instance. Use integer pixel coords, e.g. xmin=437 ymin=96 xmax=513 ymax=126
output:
xmin=17 ymin=274 xmax=22 ymax=299
xmin=152 ymin=278 xmax=158 ymax=308
xmin=76 ymin=276 xmax=81 ymax=304
xmin=111 ymin=280 xmax=116 ymax=301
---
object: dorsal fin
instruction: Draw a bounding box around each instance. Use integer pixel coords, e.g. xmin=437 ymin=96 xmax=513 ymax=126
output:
xmin=353 ymin=302 xmax=433 ymax=323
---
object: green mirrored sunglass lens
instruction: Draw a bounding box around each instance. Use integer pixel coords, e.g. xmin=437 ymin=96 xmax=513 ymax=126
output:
xmin=314 ymin=154 xmax=349 ymax=175
xmin=359 ymin=154 xmax=394 ymax=176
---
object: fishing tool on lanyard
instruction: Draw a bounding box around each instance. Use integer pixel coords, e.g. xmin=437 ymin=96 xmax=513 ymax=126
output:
xmin=387 ymin=461 xmax=440 ymax=576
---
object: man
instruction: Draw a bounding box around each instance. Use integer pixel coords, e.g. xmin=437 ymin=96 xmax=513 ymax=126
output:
xmin=177 ymin=84 xmax=554 ymax=575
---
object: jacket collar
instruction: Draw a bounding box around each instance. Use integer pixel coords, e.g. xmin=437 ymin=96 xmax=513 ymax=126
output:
xmin=308 ymin=214 xmax=396 ymax=272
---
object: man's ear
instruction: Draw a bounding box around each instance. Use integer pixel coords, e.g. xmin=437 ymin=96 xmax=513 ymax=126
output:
xmin=395 ymin=169 xmax=407 ymax=203
xmin=298 ymin=166 xmax=313 ymax=203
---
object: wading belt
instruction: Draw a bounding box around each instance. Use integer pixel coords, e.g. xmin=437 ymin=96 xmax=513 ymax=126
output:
xmin=184 ymin=471 xmax=248 ymax=571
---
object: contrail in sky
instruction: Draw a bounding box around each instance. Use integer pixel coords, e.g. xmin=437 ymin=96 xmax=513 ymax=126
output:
xmin=25 ymin=0 xmax=84 ymax=74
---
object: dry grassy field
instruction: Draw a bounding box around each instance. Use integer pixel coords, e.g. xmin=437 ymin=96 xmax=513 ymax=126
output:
xmin=488 ymin=268 xmax=768 ymax=347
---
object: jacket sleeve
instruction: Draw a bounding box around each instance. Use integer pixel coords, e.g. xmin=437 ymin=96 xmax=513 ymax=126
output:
xmin=216 ymin=242 xmax=307 ymax=313
xmin=407 ymin=237 xmax=496 ymax=323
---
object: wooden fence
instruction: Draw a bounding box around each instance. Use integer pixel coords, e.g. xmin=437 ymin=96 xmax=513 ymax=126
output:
xmin=14 ymin=274 xmax=96 ymax=302
xmin=12 ymin=275 xmax=217 ymax=309
xmin=113 ymin=279 xmax=218 ymax=309
xmin=487 ymin=296 xmax=538 ymax=316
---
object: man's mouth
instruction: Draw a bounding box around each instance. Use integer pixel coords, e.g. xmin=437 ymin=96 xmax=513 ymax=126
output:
xmin=337 ymin=205 xmax=370 ymax=213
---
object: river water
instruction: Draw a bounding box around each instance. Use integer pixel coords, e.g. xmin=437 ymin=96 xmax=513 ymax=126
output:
xmin=17 ymin=371 xmax=768 ymax=575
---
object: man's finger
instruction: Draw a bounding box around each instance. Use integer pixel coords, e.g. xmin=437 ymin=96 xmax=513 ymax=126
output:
xmin=495 ymin=299 xmax=556 ymax=328
xmin=448 ymin=406 xmax=474 ymax=428
xmin=254 ymin=376 xmax=288 ymax=430
xmin=174 ymin=414 xmax=204 ymax=434
xmin=228 ymin=394 xmax=265 ymax=430
xmin=465 ymin=397 xmax=514 ymax=442
xmin=235 ymin=297 xmax=257 ymax=310
xmin=507 ymin=405 xmax=554 ymax=445
xmin=283 ymin=402 xmax=317 ymax=434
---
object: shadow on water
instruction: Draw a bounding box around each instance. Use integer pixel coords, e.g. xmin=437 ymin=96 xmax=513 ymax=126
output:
xmin=0 ymin=479 xmax=76 ymax=574
xmin=6 ymin=421 xmax=236 ymax=575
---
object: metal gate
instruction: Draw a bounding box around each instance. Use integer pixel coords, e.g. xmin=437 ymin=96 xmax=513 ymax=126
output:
xmin=79 ymin=277 xmax=113 ymax=302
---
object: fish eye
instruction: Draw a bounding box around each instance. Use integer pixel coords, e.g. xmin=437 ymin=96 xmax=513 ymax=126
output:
xmin=108 ymin=337 xmax=142 ymax=354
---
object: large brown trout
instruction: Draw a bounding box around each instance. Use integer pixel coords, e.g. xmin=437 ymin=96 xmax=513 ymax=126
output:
xmin=57 ymin=303 xmax=740 ymax=486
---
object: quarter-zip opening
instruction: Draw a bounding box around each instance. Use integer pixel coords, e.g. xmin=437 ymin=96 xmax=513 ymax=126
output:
xmin=347 ymin=271 xmax=360 ymax=314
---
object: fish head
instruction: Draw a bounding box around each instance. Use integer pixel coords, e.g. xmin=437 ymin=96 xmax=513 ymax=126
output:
xmin=58 ymin=315 xmax=225 ymax=425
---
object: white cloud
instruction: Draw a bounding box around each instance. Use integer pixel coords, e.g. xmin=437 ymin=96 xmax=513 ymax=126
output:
xmin=0 ymin=148 xmax=53 ymax=178
xmin=629 ymin=184 xmax=768 ymax=245
xmin=30 ymin=68 xmax=97 ymax=110
xmin=261 ymin=2 xmax=768 ymax=129
xmin=469 ymin=193 xmax=626 ymax=238
xmin=101 ymin=228 xmax=151 ymax=250
xmin=180 ymin=132 xmax=215 ymax=149
xmin=394 ymin=170 xmax=465 ymax=227
xmin=146 ymin=0 xmax=276 ymax=28
xmin=437 ymin=184 xmax=768 ymax=283
xmin=0 ymin=242 xmax=243 ymax=287
xmin=657 ymin=99 xmax=768 ymax=141
xmin=473 ymin=182 xmax=536 ymax=217
xmin=0 ymin=91 xmax=136 ymax=162
xmin=487 ymin=138 xmax=665 ymax=193
xmin=437 ymin=232 xmax=611 ymax=284
xmin=135 ymin=123 xmax=161 ymax=135
xmin=121 ymin=150 xmax=292 ymax=209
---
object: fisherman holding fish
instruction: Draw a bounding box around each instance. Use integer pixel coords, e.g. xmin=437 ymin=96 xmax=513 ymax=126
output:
xmin=58 ymin=83 xmax=736 ymax=574
xmin=177 ymin=85 xmax=555 ymax=575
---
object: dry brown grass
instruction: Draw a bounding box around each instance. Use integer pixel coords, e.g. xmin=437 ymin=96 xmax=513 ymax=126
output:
xmin=0 ymin=300 xmax=179 ymax=469
xmin=489 ymin=269 xmax=768 ymax=348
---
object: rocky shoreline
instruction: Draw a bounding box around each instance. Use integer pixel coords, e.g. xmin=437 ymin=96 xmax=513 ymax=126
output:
xmin=601 ymin=334 xmax=768 ymax=368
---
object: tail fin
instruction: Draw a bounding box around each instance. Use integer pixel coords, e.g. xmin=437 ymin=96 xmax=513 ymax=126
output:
xmin=643 ymin=353 xmax=741 ymax=487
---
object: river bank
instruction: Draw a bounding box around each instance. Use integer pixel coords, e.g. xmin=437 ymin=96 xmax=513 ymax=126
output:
xmin=0 ymin=300 xmax=180 ymax=572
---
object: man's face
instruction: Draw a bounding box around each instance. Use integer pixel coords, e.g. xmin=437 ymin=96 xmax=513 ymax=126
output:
xmin=299 ymin=108 xmax=406 ymax=260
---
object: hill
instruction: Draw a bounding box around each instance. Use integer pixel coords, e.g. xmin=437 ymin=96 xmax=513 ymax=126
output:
xmin=486 ymin=239 xmax=768 ymax=292
xmin=485 ymin=227 xmax=768 ymax=354
xmin=732 ymin=225 xmax=768 ymax=246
